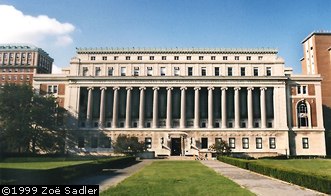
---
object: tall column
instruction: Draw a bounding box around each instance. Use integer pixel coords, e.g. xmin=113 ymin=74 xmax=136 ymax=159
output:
xmin=194 ymin=87 xmax=201 ymax=128
xmin=180 ymin=87 xmax=187 ymax=128
xmin=260 ymin=87 xmax=267 ymax=129
xmin=112 ymin=87 xmax=119 ymax=128
xmin=138 ymin=87 xmax=146 ymax=128
xmin=166 ymin=87 xmax=173 ymax=129
xmin=152 ymin=87 xmax=159 ymax=128
xmin=208 ymin=87 xmax=214 ymax=128
xmin=86 ymin=87 xmax=94 ymax=127
xmin=247 ymin=87 xmax=254 ymax=128
xmin=234 ymin=87 xmax=241 ymax=129
xmin=221 ymin=87 xmax=227 ymax=129
xmin=99 ymin=87 xmax=107 ymax=128
xmin=125 ymin=87 xmax=133 ymax=128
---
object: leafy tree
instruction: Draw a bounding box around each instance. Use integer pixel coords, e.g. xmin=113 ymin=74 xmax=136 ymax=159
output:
xmin=112 ymin=134 xmax=146 ymax=156
xmin=209 ymin=140 xmax=231 ymax=156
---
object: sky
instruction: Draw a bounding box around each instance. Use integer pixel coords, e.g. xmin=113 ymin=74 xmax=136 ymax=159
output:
xmin=0 ymin=0 xmax=330 ymax=73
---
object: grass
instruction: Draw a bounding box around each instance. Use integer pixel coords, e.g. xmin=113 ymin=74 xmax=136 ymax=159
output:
xmin=253 ymin=159 xmax=331 ymax=178
xmin=101 ymin=161 xmax=254 ymax=196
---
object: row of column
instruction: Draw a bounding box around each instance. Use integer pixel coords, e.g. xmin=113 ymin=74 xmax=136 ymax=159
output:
xmin=85 ymin=86 xmax=268 ymax=129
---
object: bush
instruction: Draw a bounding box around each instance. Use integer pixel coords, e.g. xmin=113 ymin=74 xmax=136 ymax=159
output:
xmin=217 ymin=156 xmax=249 ymax=169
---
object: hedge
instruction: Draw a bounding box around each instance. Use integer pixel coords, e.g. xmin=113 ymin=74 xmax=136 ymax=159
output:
xmin=217 ymin=156 xmax=331 ymax=194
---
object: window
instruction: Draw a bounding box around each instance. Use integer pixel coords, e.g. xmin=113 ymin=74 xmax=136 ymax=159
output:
xmin=267 ymin=122 xmax=273 ymax=128
xmin=102 ymin=56 xmax=107 ymax=61
xmin=133 ymin=67 xmax=139 ymax=76
xmin=149 ymin=56 xmax=154 ymax=60
xmin=240 ymin=67 xmax=246 ymax=76
xmin=20 ymin=75 xmax=23 ymax=81
xmin=269 ymin=137 xmax=276 ymax=149
xmin=211 ymin=56 xmax=216 ymax=60
xmin=106 ymin=122 xmax=111 ymax=128
xmin=266 ymin=67 xmax=272 ymax=76
xmin=162 ymin=56 xmax=167 ymax=60
xmin=242 ymin=138 xmax=249 ymax=149
xmin=160 ymin=67 xmax=166 ymax=76
xmin=114 ymin=56 xmax=118 ymax=60
xmin=256 ymin=137 xmax=262 ymax=149
xmin=246 ymin=56 xmax=251 ymax=60
xmin=187 ymin=56 xmax=191 ymax=60
xmin=201 ymin=138 xmax=208 ymax=149
xmin=201 ymin=67 xmax=206 ymax=76
xmin=215 ymin=138 xmax=222 ymax=144
xmin=297 ymin=85 xmax=307 ymax=95
xmin=258 ymin=56 xmax=263 ymax=60
xmin=297 ymin=101 xmax=309 ymax=127
xmin=95 ymin=67 xmax=101 ymax=76
xmin=241 ymin=122 xmax=246 ymax=128
xmin=83 ymin=67 xmax=88 ymax=76
xmin=1 ymin=75 xmax=5 ymax=81
xmin=229 ymin=138 xmax=235 ymax=149
xmin=78 ymin=137 xmax=85 ymax=148
xmin=121 ymin=67 xmax=126 ymax=76
xmin=227 ymin=67 xmax=232 ymax=76
xmin=253 ymin=67 xmax=259 ymax=76
xmin=147 ymin=67 xmax=153 ymax=76
xmin=201 ymin=122 xmax=206 ymax=128
xmin=302 ymin=86 xmax=307 ymax=94
xmin=254 ymin=122 xmax=259 ymax=128
xmin=174 ymin=56 xmax=179 ymax=60
xmin=13 ymin=75 xmax=17 ymax=81
xmin=90 ymin=56 xmax=96 ymax=61
xmin=137 ymin=56 xmax=142 ymax=60
xmin=91 ymin=137 xmax=98 ymax=148
xmin=145 ymin=137 xmax=152 ymax=149
xmin=228 ymin=122 xmax=233 ymax=128
xmin=48 ymin=85 xmax=58 ymax=94
xmin=199 ymin=56 xmax=204 ymax=60
xmin=223 ymin=56 xmax=228 ymax=60
xmin=108 ymin=67 xmax=113 ymax=76
xmin=235 ymin=56 xmax=239 ymax=60
xmin=126 ymin=56 xmax=130 ymax=60
xmin=188 ymin=67 xmax=193 ymax=76
xmin=214 ymin=67 xmax=220 ymax=76
xmin=174 ymin=67 xmax=180 ymax=76
xmin=302 ymin=138 xmax=309 ymax=149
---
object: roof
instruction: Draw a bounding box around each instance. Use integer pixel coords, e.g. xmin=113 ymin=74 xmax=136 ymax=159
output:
xmin=301 ymin=31 xmax=331 ymax=43
xmin=0 ymin=44 xmax=53 ymax=60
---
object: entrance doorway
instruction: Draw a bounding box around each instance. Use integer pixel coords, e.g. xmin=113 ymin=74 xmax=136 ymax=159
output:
xmin=171 ymin=138 xmax=181 ymax=156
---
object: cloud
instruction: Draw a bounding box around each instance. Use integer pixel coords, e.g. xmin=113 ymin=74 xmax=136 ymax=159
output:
xmin=0 ymin=5 xmax=75 ymax=46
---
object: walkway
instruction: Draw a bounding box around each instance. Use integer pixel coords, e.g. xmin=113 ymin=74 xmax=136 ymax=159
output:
xmin=201 ymin=160 xmax=326 ymax=196
xmin=72 ymin=160 xmax=153 ymax=192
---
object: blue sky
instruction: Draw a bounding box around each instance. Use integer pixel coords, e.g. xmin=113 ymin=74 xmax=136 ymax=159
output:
xmin=0 ymin=0 xmax=330 ymax=73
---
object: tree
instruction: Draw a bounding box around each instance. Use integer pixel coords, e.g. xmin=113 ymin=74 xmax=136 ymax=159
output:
xmin=209 ymin=140 xmax=231 ymax=156
xmin=112 ymin=134 xmax=146 ymax=156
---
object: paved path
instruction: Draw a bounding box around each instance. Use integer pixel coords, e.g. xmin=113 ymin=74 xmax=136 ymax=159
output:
xmin=72 ymin=160 xmax=153 ymax=192
xmin=201 ymin=160 xmax=326 ymax=196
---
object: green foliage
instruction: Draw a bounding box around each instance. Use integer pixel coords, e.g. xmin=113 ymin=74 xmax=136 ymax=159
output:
xmin=208 ymin=140 xmax=231 ymax=156
xmin=112 ymin=134 xmax=146 ymax=156
xmin=218 ymin=156 xmax=331 ymax=194
xmin=0 ymin=84 xmax=67 ymax=154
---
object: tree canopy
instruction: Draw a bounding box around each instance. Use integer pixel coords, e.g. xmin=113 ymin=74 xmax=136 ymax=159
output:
xmin=112 ymin=134 xmax=146 ymax=156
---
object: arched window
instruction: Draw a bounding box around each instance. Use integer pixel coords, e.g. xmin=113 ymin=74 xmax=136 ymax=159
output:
xmin=297 ymin=101 xmax=309 ymax=127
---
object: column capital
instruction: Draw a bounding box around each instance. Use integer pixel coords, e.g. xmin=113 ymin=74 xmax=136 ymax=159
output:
xmin=207 ymin=87 xmax=215 ymax=91
xmin=113 ymin=87 xmax=120 ymax=91
xmin=100 ymin=87 xmax=107 ymax=91
xmin=260 ymin=87 xmax=267 ymax=91
xmin=166 ymin=87 xmax=173 ymax=91
xmin=247 ymin=87 xmax=254 ymax=91
xmin=234 ymin=87 xmax=241 ymax=91
xmin=126 ymin=87 xmax=133 ymax=91
xmin=87 ymin=87 xmax=94 ymax=91
xmin=139 ymin=87 xmax=146 ymax=91
xmin=152 ymin=87 xmax=159 ymax=91
xmin=180 ymin=87 xmax=187 ymax=91
xmin=221 ymin=87 xmax=228 ymax=91
xmin=194 ymin=87 xmax=201 ymax=91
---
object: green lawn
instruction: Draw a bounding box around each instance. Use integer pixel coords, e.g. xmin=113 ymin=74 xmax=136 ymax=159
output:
xmin=253 ymin=159 xmax=331 ymax=178
xmin=101 ymin=161 xmax=254 ymax=196
xmin=0 ymin=157 xmax=94 ymax=169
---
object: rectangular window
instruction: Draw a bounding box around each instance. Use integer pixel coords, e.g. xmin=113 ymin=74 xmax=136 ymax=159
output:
xmin=174 ymin=56 xmax=179 ymax=60
xmin=253 ymin=67 xmax=259 ymax=76
xmin=256 ymin=137 xmax=262 ymax=149
xmin=199 ymin=56 xmax=204 ymax=60
xmin=121 ymin=67 xmax=126 ymax=76
xmin=147 ymin=67 xmax=153 ymax=76
xmin=13 ymin=75 xmax=17 ymax=81
xmin=211 ymin=56 xmax=216 ymax=60
xmin=174 ymin=67 xmax=180 ymax=76
xmin=266 ymin=67 xmax=272 ymax=76
xmin=133 ymin=67 xmax=139 ymax=76
xmin=214 ymin=67 xmax=220 ymax=76
xmin=162 ymin=56 xmax=167 ymax=60
xmin=258 ymin=56 xmax=263 ymax=60
xmin=269 ymin=137 xmax=276 ymax=149
xmin=201 ymin=138 xmax=208 ymax=149
xmin=223 ymin=56 xmax=228 ymax=60
xmin=78 ymin=137 xmax=85 ymax=148
xmin=242 ymin=138 xmax=249 ymax=149
xmin=187 ymin=56 xmax=191 ymax=60
xmin=188 ymin=67 xmax=193 ymax=76
xmin=145 ymin=137 xmax=152 ymax=149
xmin=215 ymin=138 xmax=222 ymax=145
xmin=235 ymin=56 xmax=239 ymax=60
xmin=126 ymin=56 xmax=130 ymax=60
xmin=302 ymin=138 xmax=309 ymax=149
xmin=114 ymin=56 xmax=118 ymax=60
xmin=240 ymin=67 xmax=245 ymax=76
xmin=108 ymin=67 xmax=113 ymax=76
xmin=95 ymin=67 xmax=101 ymax=76
xmin=150 ymin=56 xmax=154 ymax=60
xmin=246 ymin=56 xmax=251 ymax=60
xmin=90 ymin=56 xmax=96 ymax=61
xmin=229 ymin=138 xmax=235 ymax=149
xmin=20 ymin=75 xmax=23 ymax=81
xmin=47 ymin=85 xmax=58 ymax=94
xmin=160 ymin=67 xmax=166 ymax=76
xmin=82 ymin=67 xmax=88 ymax=76
xmin=227 ymin=67 xmax=233 ymax=76
xmin=297 ymin=86 xmax=301 ymax=94
xmin=302 ymin=86 xmax=307 ymax=94
xmin=137 ymin=56 xmax=142 ymax=60
xmin=8 ymin=76 xmax=11 ymax=81
xmin=201 ymin=67 xmax=206 ymax=76
xmin=102 ymin=56 xmax=107 ymax=61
